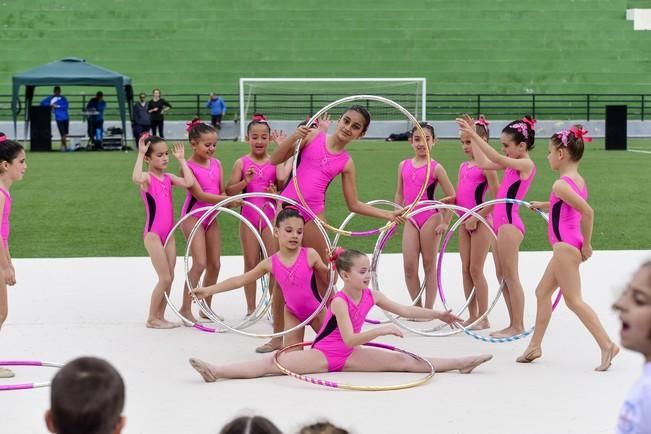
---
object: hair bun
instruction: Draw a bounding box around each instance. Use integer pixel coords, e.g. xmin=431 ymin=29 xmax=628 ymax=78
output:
xmin=329 ymin=247 xmax=345 ymax=263
xmin=185 ymin=118 xmax=203 ymax=132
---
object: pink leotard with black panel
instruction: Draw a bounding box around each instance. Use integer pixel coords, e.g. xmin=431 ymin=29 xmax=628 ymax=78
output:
xmin=455 ymin=161 xmax=489 ymax=212
xmin=281 ymin=132 xmax=350 ymax=222
xmin=271 ymin=247 xmax=322 ymax=321
xmin=0 ymin=188 xmax=11 ymax=249
xmin=400 ymin=159 xmax=439 ymax=229
xmin=312 ymin=287 xmax=375 ymax=372
xmin=548 ymin=176 xmax=588 ymax=250
xmin=240 ymin=155 xmax=276 ymax=230
xmin=182 ymin=158 xmax=222 ymax=229
xmin=492 ymin=165 xmax=536 ymax=234
xmin=141 ymin=174 xmax=174 ymax=244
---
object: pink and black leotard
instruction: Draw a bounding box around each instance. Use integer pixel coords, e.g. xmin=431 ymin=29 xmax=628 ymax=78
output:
xmin=271 ymin=247 xmax=322 ymax=321
xmin=455 ymin=161 xmax=489 ymax=213
xmin=182 ymin=157 xmax=223 ymax=229
xmin=141 ymin=174 xmax=174 ymax=244
xmin=312 ymin=287 xmax=375 ymax=372
xmin=240 ymin=155 xmax=276 ymax=230
xmin=400 ymin=158 xmax=439 ymax=229
xmin=0 ymin=187 xmax=11 ymax=249
xmin=492 ymin=165 xmax=536 ymax=234
xmin=281 ymin=132 xmax=350 ymax=221
xmin=548 ymin=176 xmax=588 ymax=250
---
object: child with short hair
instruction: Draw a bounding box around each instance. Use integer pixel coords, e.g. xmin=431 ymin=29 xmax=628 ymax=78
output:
xmin=0 ymin=133 xmax=26 ymax=379
xmin=44 ymin=357 xmax=125 ymax=434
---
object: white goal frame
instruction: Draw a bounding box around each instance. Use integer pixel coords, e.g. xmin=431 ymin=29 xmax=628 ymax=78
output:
xmin=238 ymin=77 xmax=427 ymax=139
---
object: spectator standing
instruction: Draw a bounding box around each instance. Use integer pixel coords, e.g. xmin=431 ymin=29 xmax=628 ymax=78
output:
xmin=132 ymin=92 xmax=151 ymax=142
xmin=86 ymin=91 xmax=106 ymax=146
xmin=206 ymin=92 xmax=227 ymax=130
xmin=148 ymin=89 xmax=172 ymax=137
xmin=40 ymin=86 xmax=69 ymax=151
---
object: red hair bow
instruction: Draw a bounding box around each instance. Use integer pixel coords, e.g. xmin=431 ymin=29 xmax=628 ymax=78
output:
xmin=329 ymin=247 xmax=345 ymax=263
xmin=522 ymin=117 xmax=537 ymax=130
xmin=570 ymin=127 xmax=592 ymax=142
xmin=185 ymin=119 xmax=202 ymax=132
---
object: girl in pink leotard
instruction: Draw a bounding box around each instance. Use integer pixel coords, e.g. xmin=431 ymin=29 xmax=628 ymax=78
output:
xmin=453 ymin=117 xmax=500 ymax=330
xmin=0 ymin=134 xmax=26 ymax=380
xmin=132 ymin=134 xmax=194 ymax=329
xmin=226 ymin=115 xmax=290 ymax=352
xmin=189 ymin=249 xmax=492 ymax=382
xmin=194 ymin=207 xmax=330 ymax=350
xmin=271 ymin=107 xmax=406 ymax=296
xmin=179 ymin=119 xmax=233 ymax=323
xmin=517 ymin=126 xmax=618 ymax=370
xmin=457 ymin=115 xmax=537 ymax=339
xmin=394 ymin=123 xmax=455 ymax=309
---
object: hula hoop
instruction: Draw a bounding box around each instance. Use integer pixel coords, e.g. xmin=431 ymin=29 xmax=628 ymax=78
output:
xmin=334 ymin=198 xmax=430 ymax=325
xmin=185 ymin=193 xmax=337 ymax=339
xmin=0 ymin=360 xmax=63 ymax=391
xmin=163 ymin=203 xmax=273 ymax=333
xmin=371 ymin=202 xmax=497 ymax=336
xmin=272 ymin=341 xmax=435 ymax=391
xmin=439 ymin=198 xmax=563 ymax=343
xmin=293 ymin=95 xmax=431 ymax=237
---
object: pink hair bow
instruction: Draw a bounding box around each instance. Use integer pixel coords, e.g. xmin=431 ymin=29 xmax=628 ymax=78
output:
xmin=570 ymin=126 xmax=592 ymax=142
xmin=185 ymin=119 xmax=202 ymax=132
xmin=0 ymin=135 xmax=6 ymax=143
xmin=474 ymin=117 xmax=489 ymax=128
xmin=522 ymin=117 xmax=537 ymax=130
xmin=555 ymin=130 xmax=572 ymax=146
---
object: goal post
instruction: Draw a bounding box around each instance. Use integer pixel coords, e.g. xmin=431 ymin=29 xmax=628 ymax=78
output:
xmin=238 ymin=78 xmax=427 ymax=140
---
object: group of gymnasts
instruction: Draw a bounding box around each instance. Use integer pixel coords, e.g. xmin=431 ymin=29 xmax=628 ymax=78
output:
xmin=128 ymin=104 xmax=624 ymax=383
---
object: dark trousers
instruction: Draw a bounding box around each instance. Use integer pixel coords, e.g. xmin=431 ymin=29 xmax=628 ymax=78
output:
xmin=133 ymin=123 xmax=150 ymax=142
xmin=210 ymin=114 xmax=223 ymax=129
xmin=150 ymin=119 xmax=164 ymax=137
xmin=87 ymin=118 xmax=104 ymax=144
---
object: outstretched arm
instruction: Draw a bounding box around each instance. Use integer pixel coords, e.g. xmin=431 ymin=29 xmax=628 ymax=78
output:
xmin=373 ymin=290 xmax=462 ymax=324
xmin=341 ymin=160 xmax=406 ymax=224
xmin=195 ymin=259 xmax=272 ymax=298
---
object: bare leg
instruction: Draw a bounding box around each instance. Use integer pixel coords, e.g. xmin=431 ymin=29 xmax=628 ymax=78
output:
xmin=553 ymin=244 xmax=619 ymax=371
xmin=344 ymin=347 xmax=493 ymax=374
xmin=201 ymin=222 xmax=222 ymax=318
xmin=181 ymin=218 xmax=207 ymax=322
xmin=143 ymin=234 xmax=179 ymax=329
xmin=301 ymin=217 xmax=330 ymax=297
xmin=189 ymin=349 xmax=328 ymax=382
xmin=256 ymin=231 xmax=283 ymax=353
xmin=516 ymin=258 xmax=557 ymax=363
xmin=156 ymin=237 xmax=178 ymax=320
xmin=459 ymin=226 xmax=477 ymax=322
xmin=240 ymin=224 xmax=260 ymax=315
xmin=467 ymin=223 xmax=493 ymax=330
xmin=402 ymin=221 xmax=423 ymax=307
xmin=0 ymin=269 xmax=7 ymax=332
xmin=282 ymin=309 xmax=306 ymax=349
xmin=419 ymin=214 xmax=441 ymax=309
xmin=491 ymin=225 xmax=525 ymax=337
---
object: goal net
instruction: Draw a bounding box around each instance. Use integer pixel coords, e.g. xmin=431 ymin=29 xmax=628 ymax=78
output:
xmin=238 ymin=78 xmax=426 ymax=139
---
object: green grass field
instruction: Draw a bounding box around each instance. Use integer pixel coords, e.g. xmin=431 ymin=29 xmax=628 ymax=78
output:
xmin=9 ymin=138 xmax=651 ymax=258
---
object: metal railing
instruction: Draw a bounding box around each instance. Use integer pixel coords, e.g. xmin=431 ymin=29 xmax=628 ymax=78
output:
xmin=1 ymin=92 xmax=650 ymax=122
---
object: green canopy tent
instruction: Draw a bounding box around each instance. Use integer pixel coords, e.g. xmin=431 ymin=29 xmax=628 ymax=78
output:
xmin=11 ymin=57 xmax=133 ymax=146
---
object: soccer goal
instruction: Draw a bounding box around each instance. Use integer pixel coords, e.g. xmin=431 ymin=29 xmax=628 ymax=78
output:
xmin=238 ymin=78 xmax=427 ymax=139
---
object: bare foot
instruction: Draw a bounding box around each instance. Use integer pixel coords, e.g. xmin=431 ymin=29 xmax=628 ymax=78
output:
xmin=256 ymin=338 xmax=283 ymax=353
xmin=189 ymin=358 xmax=218 ymax=382
xmin=0 ymin=367 xmax=15 ymax=378
xmin=179 ymin=310 xmax=201 ymax=323
xmin=146 ymin=318 xmax=180 ymax=329
xmin=459 ymin=354 xmax=493 ymax=374
xmin=516 ymin=347 xmax=542 ymax=363
xmin=199 ymin=310 xmax=224 ymax=321
xmin=489 ymin=327 xmax=524 ymax=338
xmin=595 ymin=343 xmax=620 ymax=372
xmin=465 ymin=318 xmax=491 ymax=331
